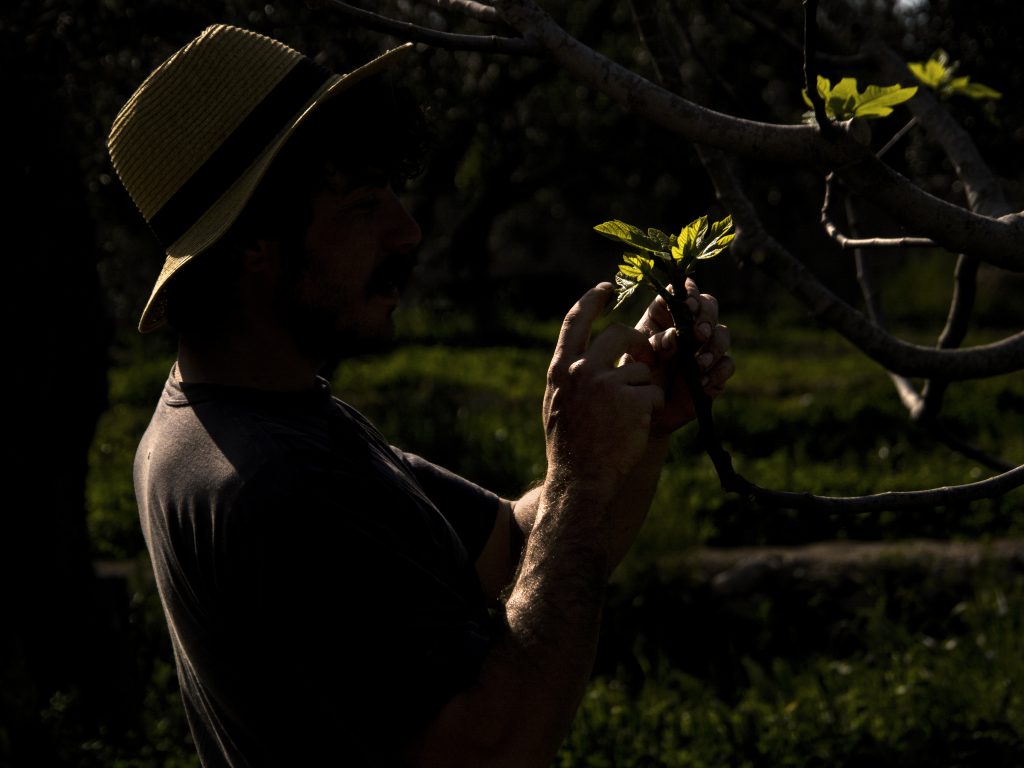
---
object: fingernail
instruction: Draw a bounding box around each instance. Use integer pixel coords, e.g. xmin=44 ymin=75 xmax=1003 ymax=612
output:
xmin=698 ymin=352 xmax=713 ymax=370
xmin=697 ymin=322 xmax=712 ymax=339
xmin=700 ymin=375 xmax=710 ymax=387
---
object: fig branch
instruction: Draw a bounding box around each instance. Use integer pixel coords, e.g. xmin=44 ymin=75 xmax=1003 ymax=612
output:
xmin=594 ymin=216 xmax=743 ymax=491
xmin=594 ymin=215 xmax=1024 ymax=512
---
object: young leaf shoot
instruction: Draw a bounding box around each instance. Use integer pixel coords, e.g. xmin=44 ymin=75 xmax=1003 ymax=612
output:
xmin=595 ymin=215 xmax=734 ymax=312
xmin=801 ymin=76 xmax=918 ymax=123
xmin=908 ymin=49 xmax=1002 ymax=101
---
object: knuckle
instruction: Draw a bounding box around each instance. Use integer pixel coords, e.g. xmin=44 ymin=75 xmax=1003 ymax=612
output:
xmin=547 ymin=356 xmax=568 ymax=384
xmin=566 ymin=358 xmax=589 ymax=379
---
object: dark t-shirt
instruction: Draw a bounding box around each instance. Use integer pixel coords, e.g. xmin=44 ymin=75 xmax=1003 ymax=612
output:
xmin=133 ymin=371 xmax=500 ymax=767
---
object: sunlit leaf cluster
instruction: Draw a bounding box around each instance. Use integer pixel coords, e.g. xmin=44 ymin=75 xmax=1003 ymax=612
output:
xmin=908 ymin=50 xmax=1002 ymax=101
xmin=801 ymin=76 xmax=918 ymax=123
xmin=594 ymin=215 xmax=734 ymax=310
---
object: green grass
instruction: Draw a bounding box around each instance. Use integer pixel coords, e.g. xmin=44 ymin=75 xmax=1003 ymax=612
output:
xmin=558 ymin=575 xmax=1024 ymax=767
xmin=333 ymin=344 xmax=549 ymax=498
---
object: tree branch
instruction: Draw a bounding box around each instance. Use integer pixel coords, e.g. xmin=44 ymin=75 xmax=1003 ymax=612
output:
xmin=623 ymin=0 xmax=1024 ymax=513
xmin=699 ymin=149 xmax=1024 ymax=381
xmin=821 ymin=175 xmax=936 ymax=249
xmin=493 ymin=0 xmax=830 ymax=166
xmin=866 ymin=38 xmax=1010 ymax=218
xmin=832 ymin=150 xmax=1024 ymax=270
xmin=840 ymin=183 xmax=926 ymax=419
xmin=842 ymin=175 xmax=1011 ymax=469
xmin=731 ymin=462 xmax=1024 ymax=514
xmin=326 ymin=0 xmax=542 ymax=55
xmin=919 ymin=253 xmax=981 ymax=421
xmin=492 ymin=0 xmax=1024 ymax=271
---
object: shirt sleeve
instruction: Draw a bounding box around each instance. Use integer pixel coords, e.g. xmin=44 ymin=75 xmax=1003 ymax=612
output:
xmin=396 ymin=451 xmax=500 ymax=562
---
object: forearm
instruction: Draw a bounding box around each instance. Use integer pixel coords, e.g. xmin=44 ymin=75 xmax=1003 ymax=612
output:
xmin=604 ymin=435 xmax=669 ymax=569
xmin=408 ymin=479 xmax=612 ymax=767
xmin=512 ymin=436 xmax=670 ymax=571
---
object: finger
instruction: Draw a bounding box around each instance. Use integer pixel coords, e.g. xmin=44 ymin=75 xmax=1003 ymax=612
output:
xmin=636 ymin=293 xmax=674 ymax=336
xmin=555 ymin=283 xmax=614 ymax=359
xmin=641 ymin=383 xmax=666 ymax=414
xmin=650 ymin=327 xmax=678 ymax=359
xmin=699 ymin=324 xmax=731 ymax=361
xmin=612 ymin=360 xmax=654 ymax=386
xmin=690 ymin=294 xmax=719 ymax=342
xmin=662 ymin=279 xmax=706 ymax=326
xmin=589 ymin=323 xmax=655 ymax=367
xmin=683 ymin=278 xmax=701 ymax=313
xmin=703 ymin=354 xmax=736 ymax=391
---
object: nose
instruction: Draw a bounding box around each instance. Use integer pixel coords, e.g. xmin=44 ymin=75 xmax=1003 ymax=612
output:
xmin=385 ymin=189 xmax=422 ymax=253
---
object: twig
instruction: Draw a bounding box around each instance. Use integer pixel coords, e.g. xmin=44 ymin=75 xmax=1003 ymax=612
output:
xmin=865 ymin=41 xmax=1013 ymax=467
xmin=429 ymin=0 xmax=502 ymax=24
xmin=627 ymin=0 xmax=683 ymax=91
xmin=802 ymin=0 xmax=834 ymax=137
xmin=662 ymin=0 xmax=742 ymax=108
xmin=832 ymin=234 xmax=937 ymax=249
xmin=733 ymin=462 xmax=1024 ymax=513
xmin=844 ymin=188 xmax=886 ymax=326
xmin=697 ymin=146 xmax=1024 ymax=381
xmin=720 ymin=0 xmax=866 ymax=67
xmin=821 ymin=173 xmax=936 ymax=250
xmin=662 ymin=290 xmax=741 ymax=486
xmin=326 ymin=0 xmax=542 ymax=55
xmin=876 ymin=116 xmax=917 ymax=160
xmin=919 ymin=254 xmax=981 ymax=420
xmin=843 ymin=181 xmax=928 ymax=419
xmin=925 ymin=421 xmax=1017 ymax=473
xmin=840 ymin=172 xmax=1013 ymax=470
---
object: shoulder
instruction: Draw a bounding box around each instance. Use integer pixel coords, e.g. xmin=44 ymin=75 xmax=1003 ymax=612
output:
xmin=135 ymin=380 xmax=341 ymax=524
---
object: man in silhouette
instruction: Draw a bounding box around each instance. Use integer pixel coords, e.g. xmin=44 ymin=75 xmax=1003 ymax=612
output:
xmin=112 ymin=24 xmax=733 ymax=767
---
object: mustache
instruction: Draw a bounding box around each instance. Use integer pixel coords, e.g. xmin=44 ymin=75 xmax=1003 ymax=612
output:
xmin=366 ymin=252 xmax=418 ymax=296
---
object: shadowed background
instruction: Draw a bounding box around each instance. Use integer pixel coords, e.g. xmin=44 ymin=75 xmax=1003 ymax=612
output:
xmin=3 ymin=1 xmax=1023 ymax=765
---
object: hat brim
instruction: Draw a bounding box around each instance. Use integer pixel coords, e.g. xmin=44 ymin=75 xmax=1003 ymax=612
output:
xmin=138 ymin=42 xmax=414 ymax=333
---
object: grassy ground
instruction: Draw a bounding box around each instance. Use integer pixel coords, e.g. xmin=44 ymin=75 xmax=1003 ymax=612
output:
xmin=81 ymin=304 xmax=1024 ymax=765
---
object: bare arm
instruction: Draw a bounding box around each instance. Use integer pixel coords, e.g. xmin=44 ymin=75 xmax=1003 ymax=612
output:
xmin=405 ymin=284 xmax=663 ymax=766
xmin=496 ymin=435 xmax=670 ymax=582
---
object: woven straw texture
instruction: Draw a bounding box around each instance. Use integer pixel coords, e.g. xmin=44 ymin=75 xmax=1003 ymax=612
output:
xmin=107 ymin=24 xmax=411 ymax=332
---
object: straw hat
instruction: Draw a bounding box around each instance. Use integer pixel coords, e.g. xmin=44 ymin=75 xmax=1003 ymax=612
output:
xmin=108 ymin=24 xmax=412 ymax=332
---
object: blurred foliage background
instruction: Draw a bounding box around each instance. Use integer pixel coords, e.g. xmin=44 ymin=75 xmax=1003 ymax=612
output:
xmin=3 ymin=0 xmax=1024 ymax=765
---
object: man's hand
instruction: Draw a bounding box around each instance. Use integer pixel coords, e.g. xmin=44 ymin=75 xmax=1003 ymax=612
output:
xmin=635 ymin=278 xmax=734 ymax=437
xmin=542 ymin=283 xmax=665 ymax=501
